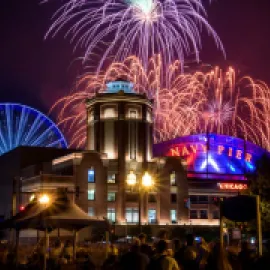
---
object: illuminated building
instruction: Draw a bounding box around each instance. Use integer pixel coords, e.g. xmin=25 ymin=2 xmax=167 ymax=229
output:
xmin=2 ymin=80 xmax=268 ymax=234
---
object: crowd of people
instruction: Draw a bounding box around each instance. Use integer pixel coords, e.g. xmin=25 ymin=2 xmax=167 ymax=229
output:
xmin=103 ymin=232 xmax=270 ymax=270
xmin=0 ymin=231 xmax=270 ymax=269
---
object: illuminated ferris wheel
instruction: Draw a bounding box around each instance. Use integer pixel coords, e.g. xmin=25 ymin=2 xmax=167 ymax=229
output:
xmin=0 ymin=103 xmax=67 ymax=155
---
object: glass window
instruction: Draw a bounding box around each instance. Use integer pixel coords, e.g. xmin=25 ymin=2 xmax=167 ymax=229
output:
xmin=107 ymin=208 xmax=116 ymax=222
xmin=190 ymin=196 xmax=197 ymax=204
xmin=89 ymin=110 xmax=94 ymax=122
xmin=170 ymin=171 xmax=176 ymax=186
xmin=148 ymin=209 xmax=157 ymax=224
xmin=146 ymin=110 xmax=152 ymax=122
xmin=107 ymin=173 xmax=116 ymax=184
xmin=104 ymin=107 xmax=117 ymax=118
xmin=88 ymin=207 xmax=94 ymax=217
xmin=125 ymin=208 xmax=139 ymax=223
xmin=190 ymin=210 xmax=198 ymax=219
xmin=88 ymin=168 xmax=95 ymax=183
xmin=200 ymin=210 xmax=208 ymax=219
xmin=88 ymin=189 xmax=95 ymax=201
xmin=129 ymin=109 xmax=138 ymax=119
xmin=171 ymin=193 xmax=177 ymax=203
xmin=170 ymin=209 xmax=177 ymax=223
xmin=107 ymin=192 xmax=116 ymax=202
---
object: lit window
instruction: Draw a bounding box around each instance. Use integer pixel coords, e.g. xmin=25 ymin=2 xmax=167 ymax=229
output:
xmin=170 ymin=209 xmax=177 ymax=223
xmin=170 ymin=171 xmax=176 ymax=186
xmin=107 ymin=192 xmax=116 ymax=202
xmin=88 ymin=189 xmax=95 ymax=201
xmin=125 ymin=208 xmax=139 ymax=223
xmin=107 ymin=208 xmax=116 ymax=222
xmin=200 ymin=210 xmax=208 ymax=219
xmin=148 ymin=209 xmax=157 ymax=224
xmin=107 ymin=173 xmax=116 ymax=184
xmin=104 ymin=107 xmax=117 ymax=118
xmin=88 ymin=168 xmax=95 ymax=183
xmin=88 ymin=207 xmax=95 ymax=217
xmin=171 ymin=193 xmax=177 ymax=203
xmin=146 ymin=110 xmax=152 ymax=122
xmin=190 ymin=210 xmax=198 ymax=219
xmin=129 ymin=109 xmax=138 ymax=119
xmin=89 ymin=110 xmax=94 ymax=122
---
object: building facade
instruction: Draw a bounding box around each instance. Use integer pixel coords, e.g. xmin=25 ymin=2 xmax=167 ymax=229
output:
xmin=9 ymin=80 xmax=267 ymax=231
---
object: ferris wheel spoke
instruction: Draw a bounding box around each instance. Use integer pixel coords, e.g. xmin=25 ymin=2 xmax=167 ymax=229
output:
xmin=0 ymin=103 xmax=67 ymax=156
xmin=22 ymin=113 xmax=43 ymax=144
xmin=15 ymin=106 xmax=28 ymax=147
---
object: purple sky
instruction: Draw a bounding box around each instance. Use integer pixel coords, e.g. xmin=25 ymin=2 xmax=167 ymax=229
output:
xmin=0 ymin=0 xmax=270 ymax=119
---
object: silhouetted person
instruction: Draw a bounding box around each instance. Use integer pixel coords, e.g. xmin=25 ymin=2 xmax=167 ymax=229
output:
xmin=139 ymin=233 xmax=153 ymax=258
xmin=120 ymin=239 xmax=149 ymax=270
xmin=206 ymin=243 xmax=232 ymax=270
xmin=239 ymin=241 xmax=256 ymax=270
xmin=181 ymin=234 xmax=199 ymax=270
xmin=148 ymin=240 xmax=179 ymax=270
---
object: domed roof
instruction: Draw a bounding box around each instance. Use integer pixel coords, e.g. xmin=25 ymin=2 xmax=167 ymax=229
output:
xmin=105 ymin=80 xmax=135 ymax=94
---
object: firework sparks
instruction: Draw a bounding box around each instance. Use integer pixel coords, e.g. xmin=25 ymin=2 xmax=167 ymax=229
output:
xmin=51 ymin=56 xmax=270 ymax=150
xmin=44 ymin=0 xmax=224 ymax=69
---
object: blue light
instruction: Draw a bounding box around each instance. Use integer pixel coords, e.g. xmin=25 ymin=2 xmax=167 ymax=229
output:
xmin=246 ymin=162 xmax=255 ymax=171
xmin=0 ymin=103 xmax=67 ymax=155
xmin=228 ymin=164 xmax=236 ymax=172
xmin=88 ymin=168 xmax=95 ymax=182
xmin=200 ymin=154 xmax=220 ymax=172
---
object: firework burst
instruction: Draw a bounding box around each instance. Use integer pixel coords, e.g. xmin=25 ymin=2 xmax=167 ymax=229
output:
xmin=51 ymin=56 xmax=270 ymax=150
xmin=44 ymin=0 xmax=224 ymax=70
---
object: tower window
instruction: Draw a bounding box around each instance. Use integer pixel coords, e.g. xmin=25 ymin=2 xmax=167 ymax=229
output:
xmin=88 ymin=168 xmax=95 ymax=183
xmin=107 ymin=173 xmax=116 ymax=184
xmin=170 ymin=209 xmax=177 ymax=223
xmin=129 ymin=109 xmax=138 ymax=119
xmin=171 ymin=193 xmax=177 ymax=203
xmin=170 ymin=171 xmax=176 ymax=186
xmin=107 ymin=192 xmax=116 ymax=201
xmin=107 ymin=208 xmax=116 ymax=222
xmin=88 ymin=189 xmax=95 ymax=201
xmin=103 ymin=107 xmax=117 ymax=118
xmin=88 ymin=207 xmax=95 ymax=217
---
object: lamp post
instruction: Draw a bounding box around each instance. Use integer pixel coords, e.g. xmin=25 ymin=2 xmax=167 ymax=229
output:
xmin=38 ymin=194 xmax=50 ymax=270
xmin=126 ymin=171 xmax=154 ymax=232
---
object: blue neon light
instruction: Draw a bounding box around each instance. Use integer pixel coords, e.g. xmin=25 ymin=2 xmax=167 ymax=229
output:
xmin=153 ymin=133 xmax=267 ymax=180
xmin=0 ymin=103 xmax=67 ymax=155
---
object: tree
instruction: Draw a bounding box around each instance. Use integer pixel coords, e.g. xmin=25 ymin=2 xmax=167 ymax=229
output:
xmin=248 ymin=154 xmax=270 ymax=229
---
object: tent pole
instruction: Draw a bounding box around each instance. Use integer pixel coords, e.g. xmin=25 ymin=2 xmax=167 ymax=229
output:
xmin=44 ymin=229 xmax=49 ymax=270
xmin=15 ymin=230 xmax=20 ymax=266
xmin=73 ymin=230 xmax=77 ymax=262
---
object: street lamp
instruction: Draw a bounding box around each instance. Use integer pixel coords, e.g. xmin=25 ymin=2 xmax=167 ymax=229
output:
xmin=39 ymin=194 xmax=50 ymax=205
xmin=126 ymin=171 xmax=154 ymax=231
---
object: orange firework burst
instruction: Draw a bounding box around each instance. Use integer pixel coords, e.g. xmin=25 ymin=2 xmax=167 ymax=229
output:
xmin=50 ymin=56 xmax=270 ymax=150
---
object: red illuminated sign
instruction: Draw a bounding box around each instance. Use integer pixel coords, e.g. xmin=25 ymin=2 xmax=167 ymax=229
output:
xmin=168 ymin=143 xmax=253 ymax=162
xmin=218 ymin=183 xmax=248 ymax=190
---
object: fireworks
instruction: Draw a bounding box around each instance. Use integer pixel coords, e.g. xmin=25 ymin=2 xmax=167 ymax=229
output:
xmin=44 ymin=0 xmax=224 ymax=70
xmin=51 ymin=56 xmax=270 ymax=150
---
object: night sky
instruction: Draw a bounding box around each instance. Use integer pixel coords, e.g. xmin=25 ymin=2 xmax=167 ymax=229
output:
xmin=0 ymin=0 xmax=270 ymax=121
